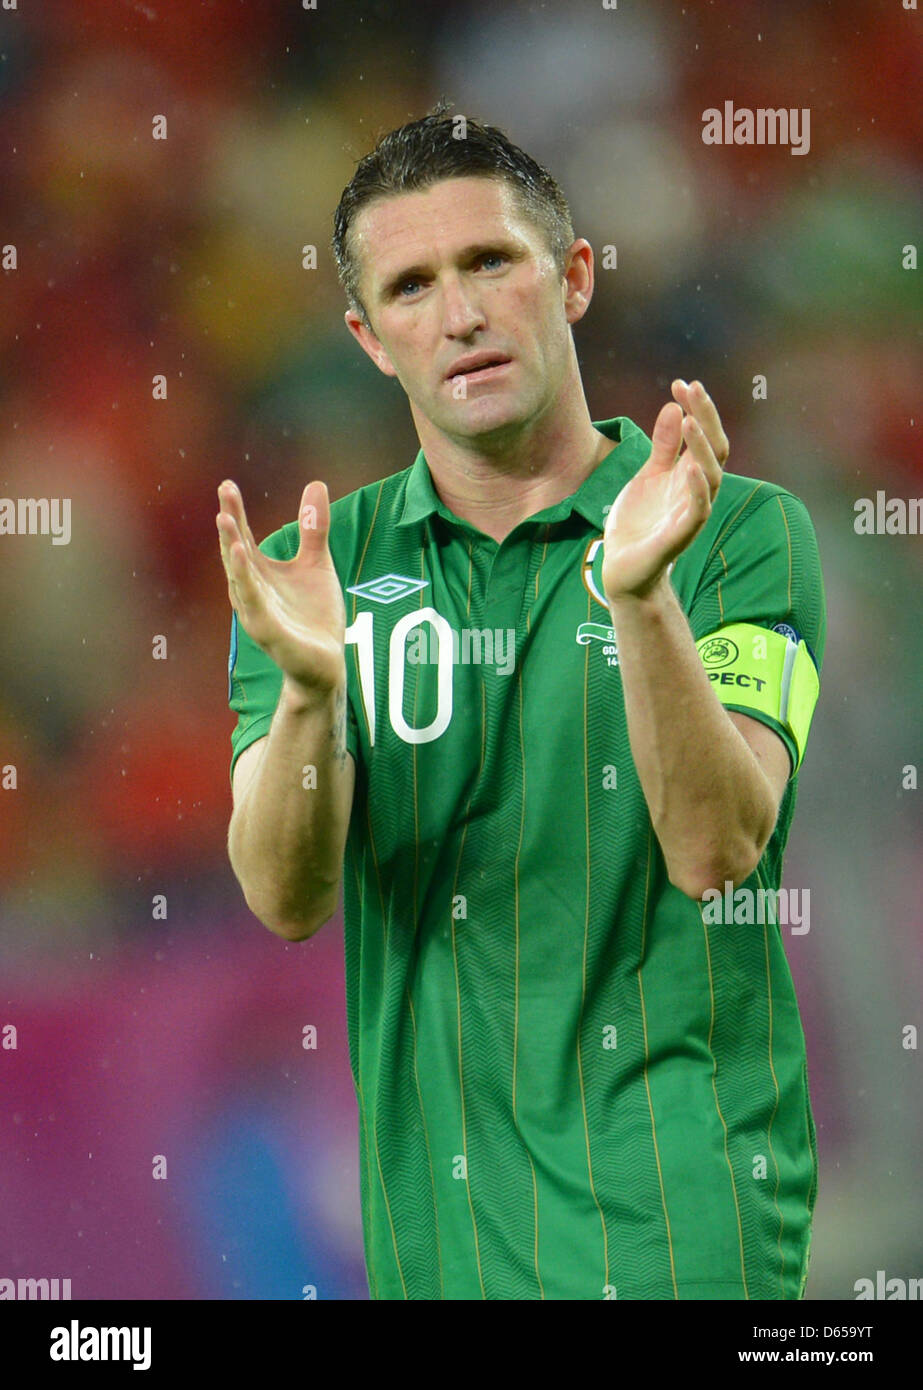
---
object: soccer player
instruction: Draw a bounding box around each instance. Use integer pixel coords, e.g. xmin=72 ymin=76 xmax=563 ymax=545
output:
xmin=218 ymin=108 xmax=825 ymax=1300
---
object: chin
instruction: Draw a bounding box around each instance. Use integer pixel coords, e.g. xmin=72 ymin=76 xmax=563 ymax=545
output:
xmin=447 ymin=396 xmax=531 ymax=442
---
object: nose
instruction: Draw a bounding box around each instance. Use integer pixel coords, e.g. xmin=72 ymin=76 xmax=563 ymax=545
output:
xmin=440 ymin=272 xmax=485 ymax=339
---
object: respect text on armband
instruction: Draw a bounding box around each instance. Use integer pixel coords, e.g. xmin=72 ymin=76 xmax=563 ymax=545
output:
xmin=707 ymin=671 xmax=767 ymax=692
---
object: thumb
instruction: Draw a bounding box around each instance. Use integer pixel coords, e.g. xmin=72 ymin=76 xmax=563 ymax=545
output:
xmin=646 ymin=401 xmax=684 ymax=473
xmin=294 ymin=480 xmax=331 ymax=561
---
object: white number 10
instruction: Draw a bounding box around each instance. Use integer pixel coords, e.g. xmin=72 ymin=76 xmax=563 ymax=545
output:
xmin=344 ymin=607 xmax=454 ymax=746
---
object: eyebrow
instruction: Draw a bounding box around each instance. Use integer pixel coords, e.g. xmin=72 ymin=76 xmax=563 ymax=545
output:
xmin=375 ymin=239 xmax=523 ymax=302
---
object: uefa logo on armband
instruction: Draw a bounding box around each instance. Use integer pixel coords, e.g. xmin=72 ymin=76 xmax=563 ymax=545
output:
xmin=699 ymin=636 xmax=739 ymax=669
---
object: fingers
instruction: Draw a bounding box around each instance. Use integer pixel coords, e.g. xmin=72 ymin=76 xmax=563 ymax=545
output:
xmin=216 ymin=511 xmax=261 ymax=614
xmin=215 ymin=505 xmax=243 ymax=583
xmin=680 ymin=411 xmax=723 ymax=501
xmin=217 ymin=480 xmax=258 ymax=547
xmin=665 ymin=455 xmax=712 ymax=553
xmin=683 ymin=454 xmax=712 ymax=521
xmin=215 ymin=478 xmax=334 ymax=620
xmin=671 ymin=379 xmax=730 ymax=467
xmin=216 ymin=481 xmax=262 ymax=571
xmin=216 ymin=481 xmax=265 ymax=610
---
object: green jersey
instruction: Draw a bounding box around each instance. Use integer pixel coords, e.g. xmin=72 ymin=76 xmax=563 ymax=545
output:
xmin=227 ymin=415 xmax=826 ymax=1300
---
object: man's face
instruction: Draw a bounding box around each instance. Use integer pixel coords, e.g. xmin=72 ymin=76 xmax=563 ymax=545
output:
xmin=344 ymin=176 xmax=589 ymax=449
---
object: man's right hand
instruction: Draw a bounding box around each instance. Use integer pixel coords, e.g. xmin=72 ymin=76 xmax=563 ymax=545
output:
xmin=216 ymin=479 xmax=347 ymax=696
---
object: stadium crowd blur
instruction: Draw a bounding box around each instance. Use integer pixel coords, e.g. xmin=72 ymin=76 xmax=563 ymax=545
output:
xmin=0 ymin=0 xmax=920 ymax=1298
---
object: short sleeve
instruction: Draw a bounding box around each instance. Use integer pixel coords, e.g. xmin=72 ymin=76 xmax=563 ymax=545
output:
xmin=689 ymin=490 xmax=826 ymax=774
xmin=228 ymin=608 xmax=281 ymax=780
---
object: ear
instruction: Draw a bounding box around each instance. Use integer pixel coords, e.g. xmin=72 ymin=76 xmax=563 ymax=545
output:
xmin=344 ymin=309 xmax=398 ymax=378
xmin=560 ymin=239 xmax=594 ymax=326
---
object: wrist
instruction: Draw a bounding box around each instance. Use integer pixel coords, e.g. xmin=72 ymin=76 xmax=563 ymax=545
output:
xmin=280 ymin=670 xmax=346 ymax=715
xmin=606 ymin=568 xmax=674 ymax=618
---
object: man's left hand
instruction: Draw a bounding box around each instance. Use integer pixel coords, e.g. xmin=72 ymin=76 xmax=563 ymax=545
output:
xmin=602 ymin=379 xmax=729 ymax=603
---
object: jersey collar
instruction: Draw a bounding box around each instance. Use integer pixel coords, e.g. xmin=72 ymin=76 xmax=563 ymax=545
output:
xmin=396 ymin=415 xmax=653 ymax=532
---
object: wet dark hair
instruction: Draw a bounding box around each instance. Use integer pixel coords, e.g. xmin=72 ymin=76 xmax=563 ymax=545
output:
xmin=332 ymin=100 xmax=575 ymax=327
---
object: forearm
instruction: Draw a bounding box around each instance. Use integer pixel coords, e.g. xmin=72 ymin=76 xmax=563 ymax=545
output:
xmin=608 ymin=577 xmax=778 ymax=897
xmin=229 ymin=675 xmax=351 ymax=937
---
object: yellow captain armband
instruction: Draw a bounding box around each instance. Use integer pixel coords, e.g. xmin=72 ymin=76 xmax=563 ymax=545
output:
xmin=695 ymin=622 xmax=820 ymax=773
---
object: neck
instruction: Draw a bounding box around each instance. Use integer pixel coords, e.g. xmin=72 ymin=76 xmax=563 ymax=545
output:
xmin=411 ymin=387 xmax=616 ymax=545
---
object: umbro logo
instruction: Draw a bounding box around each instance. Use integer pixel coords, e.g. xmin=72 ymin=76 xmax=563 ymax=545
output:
xmin=346 ymin=574 xmax=429 ymax=605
